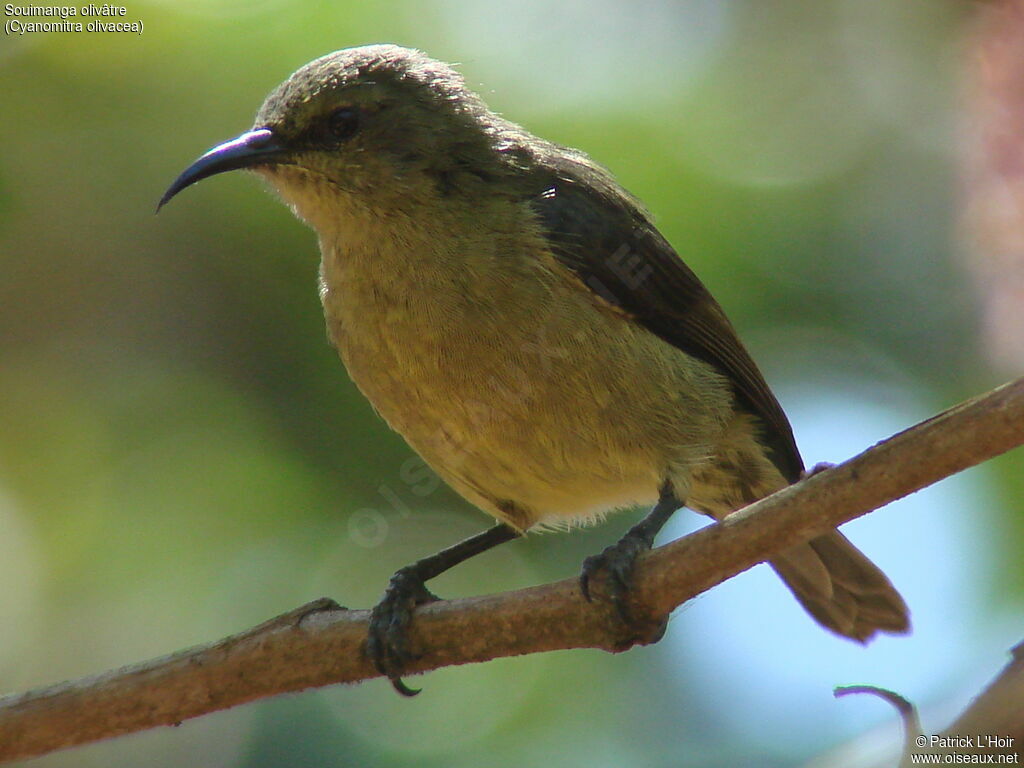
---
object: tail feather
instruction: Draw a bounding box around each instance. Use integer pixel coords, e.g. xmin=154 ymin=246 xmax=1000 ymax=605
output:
xmin=770 ymin=530 xmax=910 ymax=643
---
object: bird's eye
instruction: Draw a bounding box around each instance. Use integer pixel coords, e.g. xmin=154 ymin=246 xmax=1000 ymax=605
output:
xmin=327 ymin=107 xmax=360 ymax=141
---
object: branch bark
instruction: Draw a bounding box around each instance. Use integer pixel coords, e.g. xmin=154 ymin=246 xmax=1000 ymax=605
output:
xmin=938 ymin=639 xmax=1024 ymax=756
xmin=1 ymin=376 xmax=1023 ymax=763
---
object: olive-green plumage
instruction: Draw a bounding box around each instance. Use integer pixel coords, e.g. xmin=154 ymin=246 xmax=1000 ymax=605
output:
xmin=163 ymin=44 xmax=909 ymax=649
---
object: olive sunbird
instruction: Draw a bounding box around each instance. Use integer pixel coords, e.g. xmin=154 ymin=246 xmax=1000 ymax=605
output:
xmin=160 ymin=44 xmax=910 ymax=695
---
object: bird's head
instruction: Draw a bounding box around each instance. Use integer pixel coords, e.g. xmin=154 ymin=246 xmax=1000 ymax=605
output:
xmin=159 ymin=45 xmax=524 ymax=232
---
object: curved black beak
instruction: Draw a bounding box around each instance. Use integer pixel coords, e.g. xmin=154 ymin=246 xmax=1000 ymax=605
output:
xmin=157 ymin=129 xmax=288 ymax=212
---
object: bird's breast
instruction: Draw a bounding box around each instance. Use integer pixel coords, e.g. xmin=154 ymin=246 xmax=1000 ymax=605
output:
xmin=317 ymin=232 xmax=733 ymax=529
xmin=319 ymin=237 xmax=582 ymax=456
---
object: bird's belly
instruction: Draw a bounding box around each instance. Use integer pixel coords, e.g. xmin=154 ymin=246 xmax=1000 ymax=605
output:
xmin=320 ymin=254 xmax=733 ymax=530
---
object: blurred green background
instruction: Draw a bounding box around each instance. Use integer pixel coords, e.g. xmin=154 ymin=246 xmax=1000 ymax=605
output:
xmin=1 ymin=1 xmax=1021 ymax=766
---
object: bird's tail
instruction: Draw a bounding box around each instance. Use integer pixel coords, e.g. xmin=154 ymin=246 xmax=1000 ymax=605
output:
xmin=769 ymin=530 xmax=910 ymax=642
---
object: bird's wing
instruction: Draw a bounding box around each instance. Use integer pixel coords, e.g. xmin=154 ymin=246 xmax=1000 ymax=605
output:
xmin=527 ymin=171 xmax=804 ymax=483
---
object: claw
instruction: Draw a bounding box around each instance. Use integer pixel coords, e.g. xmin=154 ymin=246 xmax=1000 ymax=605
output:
xmin=802 ymin=461 xmax=835 ymax=479
xmin=365 ymin=567 xmax=439 ymax=696
xmin=578 ymin=536 xmax=648 ymax=624
xmin=580 ymin=563 xmax=595 ymax=602
xmin=579 ymin=486 xmax=678 ymax=645
xmin=391 ymin=678 xmax=421 ymax=697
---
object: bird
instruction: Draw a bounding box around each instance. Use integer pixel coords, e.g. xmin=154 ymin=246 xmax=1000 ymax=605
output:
xmin=159 ymin=44 xmax=910 ymax=695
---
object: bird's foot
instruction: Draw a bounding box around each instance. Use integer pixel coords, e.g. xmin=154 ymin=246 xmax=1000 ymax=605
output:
xmin=366 ymin=566 xmax=440 ymax=697
xmin=579 ymin=533 xmax=667 ymax=644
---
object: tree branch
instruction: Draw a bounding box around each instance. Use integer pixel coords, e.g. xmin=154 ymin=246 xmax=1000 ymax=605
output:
xmin=1 ymin=376 xmax=1022 ymax=763
xmin=940 ymin=639 xmax=1024 ymax=754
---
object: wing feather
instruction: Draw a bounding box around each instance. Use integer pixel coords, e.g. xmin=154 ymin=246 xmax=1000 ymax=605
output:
xmin=527 ymin=168 xmax=803 ymax=482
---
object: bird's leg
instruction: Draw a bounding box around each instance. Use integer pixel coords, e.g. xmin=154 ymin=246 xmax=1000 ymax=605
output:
xmin=367 ymin=522 xmax=519 ymax=696
xmin=580 ymin=481 xmax=682 ymax=633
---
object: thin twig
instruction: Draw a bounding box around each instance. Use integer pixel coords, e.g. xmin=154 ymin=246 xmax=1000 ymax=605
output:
xmin=834 ymin=685 xmax=923 ymax=766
